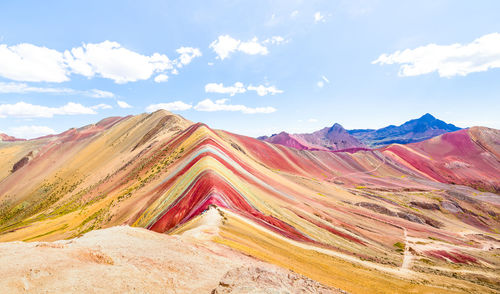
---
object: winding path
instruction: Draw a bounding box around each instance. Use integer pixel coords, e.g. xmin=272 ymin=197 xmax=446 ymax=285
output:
xmin=330 ymin=153 xmax=386 ymax=181
xmin=401 ymin=227 xmax=412 ymax=271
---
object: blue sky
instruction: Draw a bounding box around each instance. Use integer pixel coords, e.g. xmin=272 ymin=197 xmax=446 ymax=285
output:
xmin=0 ymin=0 xmax=499 ymax=138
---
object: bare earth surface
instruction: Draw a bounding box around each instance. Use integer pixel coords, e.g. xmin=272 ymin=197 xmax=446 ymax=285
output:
xmin=1 ymin=112 xmax=499 ymax=293
xmin=0 ymin=225 xmax=341 ymax=294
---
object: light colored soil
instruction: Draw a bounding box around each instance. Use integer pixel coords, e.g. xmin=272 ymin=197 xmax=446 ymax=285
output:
xmin=0 ymin=225 xmax=342 ymax=294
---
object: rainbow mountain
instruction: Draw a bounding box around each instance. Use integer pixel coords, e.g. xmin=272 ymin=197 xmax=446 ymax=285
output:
xmin=0 ymin=110 xmax=499 ymax=293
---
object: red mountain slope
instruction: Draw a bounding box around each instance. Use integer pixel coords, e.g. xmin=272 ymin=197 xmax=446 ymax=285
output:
xmin=382 ymin=127 xmax=500 ymax=193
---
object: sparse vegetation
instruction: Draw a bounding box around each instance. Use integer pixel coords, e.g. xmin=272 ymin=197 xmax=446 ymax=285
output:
xmin=393 ymin=242 xmax=405 ymax=252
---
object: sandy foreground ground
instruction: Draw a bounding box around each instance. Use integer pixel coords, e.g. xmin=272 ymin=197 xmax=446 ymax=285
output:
xmin=0 ymin=225 xmax=342 ymax=294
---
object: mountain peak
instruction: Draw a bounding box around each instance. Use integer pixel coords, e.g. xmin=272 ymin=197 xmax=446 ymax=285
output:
xmin=419 ymin=113 xmax=436 ymax=121
xmin=278 ymin=131 xmax=290 ymax=135
xmin=349 ymin=114 xmax=460 ymax=148
xmin=151 ymin=109 xmax=174 ymax=115
xmin=263 ymin=131 xmax=315 ymax=150
xmin=292 ymin=123 xmax=366 ymax=150
xmin=329 ymin=123 xmax=345 ymax=132
xmin=260 ymin=114 xmax=462 ymax=150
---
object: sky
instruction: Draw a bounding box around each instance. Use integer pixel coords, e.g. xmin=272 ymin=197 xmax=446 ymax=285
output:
xmin=0 ymin=0 xmax=499 ymax=139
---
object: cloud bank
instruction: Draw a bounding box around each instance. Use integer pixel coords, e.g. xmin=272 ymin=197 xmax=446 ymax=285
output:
xmin=0 ymin=82 xmax=114 ymax=98
xmin=146 ymin=99 xmax=276 ymax=114
xmin=205 ymin=82 xmax=246 ymax=96
xmin=116 ymin=100 xmax=132 ymax=109
xmin=372 ymin=33 xmax=500 ymax=77
xmin=209 ymin=35 xmax=286 ymax=60
xmin=0 ymin=102 xmax=97 ymax=118
xmin=0 ymin=41 xmax=202 ymax=83
xmin=145 ymin=101 xmax=193 ymax=112
xmin=194 ymin=98 xmax=276 ymax=114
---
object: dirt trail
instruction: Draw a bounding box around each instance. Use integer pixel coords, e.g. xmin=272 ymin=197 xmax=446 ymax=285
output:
xmin=223 ymin=208 xmax=413 ymax=277
xmin=401 ymin=227 xmax=412 ymax=272
xmin=331 ymin=154 xmax=386 ymax=181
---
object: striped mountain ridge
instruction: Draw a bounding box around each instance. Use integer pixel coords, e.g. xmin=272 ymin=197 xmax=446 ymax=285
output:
xmin=0 ymin=110 xmax=499 ymax=293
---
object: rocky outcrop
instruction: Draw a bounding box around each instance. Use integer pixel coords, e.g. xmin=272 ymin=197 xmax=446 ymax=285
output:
xmin=11 ymin=151 xmax=33 ymax=173
xmin=212 ymin=266 xmax=343 ymax=294
xmin=410 ymin=201 xmax=440 ymax=210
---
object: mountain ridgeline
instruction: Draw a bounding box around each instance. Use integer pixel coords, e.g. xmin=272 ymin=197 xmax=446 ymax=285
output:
xmin=349 ymin=113 xmax=461 ymax=148
xmin=261 ymin=123 xmax=367 ymax=151
xmin=0 ymin=110 xmax=499 ymax=293
xmin=261 ymin=113 xmax=461 ymax=150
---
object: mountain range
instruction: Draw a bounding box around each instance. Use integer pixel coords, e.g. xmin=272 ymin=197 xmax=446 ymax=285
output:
xmin=0 ymin=133 xmax=24 ymax=142
xmin=260 ymin=113 xmax=462 ymax=150
xmin=260 ymin=123 xmax=367 ymax=151
xmin=0 ymin=111 xmax=499 ymax=293
xmin=349 ymin=113 xmax=462 ymax=147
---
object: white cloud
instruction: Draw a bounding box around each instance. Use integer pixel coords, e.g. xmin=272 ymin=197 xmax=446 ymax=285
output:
xmin=56 ymin=102 xmax=98 ymax=115
xmin=290 ymin=10 xmax=299 ymax=18
xmin=209 ymin=35 xmax=240 ymax=60
xmin=372 ymin=33 xmax=500 ymax=77
xmin=154 ymin=74 xmax=169 ymax=83
xmin=307 ymin=118 xmax=318 ymax=123
xmin=175 ymin=47 xmax=202 ymax=68
xmin=205 ymin=82 xmax=283 ymax=96
xmin=0 ymin=102 xmax=96 ymax=118
xmin=194 ymin=98 xmax=276 ymax=114
xmin=91 ymin=103 xmax=112 ymax=110
xmin=8 ymin=125 xmax=56 ymax=139
xmin=116 ymin=100 xmax=132 ymax=108
xmin=0 ymin=40 xmax=201 ymax=83
xmin=0 ymin=82 xmax=72 ymax=94
xmin=88 ymin=89 xmax=114 ymax=98
xmin=214 ymin=98 xmax=228 ymax=104
xmin=65 ymin=41 xmax=173 ymax=84
xmin=263 ymin=36 xmax=287 ymax=45
xmin=145 ymin=101 xmax=192 ymax=112
xmin=317 ymin=75 xmax=330 ymax=88
xmin=171 ymin=68 xmax=179 ymax=75
xmin=205 ymin=82 xmax=246 ymax=96
xmin=0 ymin=43 xmax=68 ymax=82
xmin=247 ymin=85 xmax=283 ymax=96
xmin=146 ymin=99 xmax=277 ymax=114
xmin=209 ymin=35 xmax=270 ymax=60
xmin=314 ymin=12 xmax=325 ymax=23
xmin=238 ymin=38 xmax=269 ymax=56
xmin=0 ymin=82 xmax=115 ymax=98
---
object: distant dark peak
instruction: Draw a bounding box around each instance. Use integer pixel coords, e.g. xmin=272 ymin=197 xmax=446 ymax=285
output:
xmin=347 ymin=113 xmax=461 ymax=148
xmin=328 ymin=123 xmax=345 ymax=133
xmin=419 ymin=113 xmax=436 ymax=121
xmin=259 ymin=113 xmax=460 ymax=150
